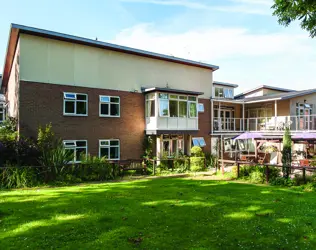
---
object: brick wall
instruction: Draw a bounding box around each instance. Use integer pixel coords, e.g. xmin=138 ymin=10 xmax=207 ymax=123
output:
xmin=197 ymin=98 xmax=212 ymax=153
xmin=19 ymin=81 xmax=146 ymax=160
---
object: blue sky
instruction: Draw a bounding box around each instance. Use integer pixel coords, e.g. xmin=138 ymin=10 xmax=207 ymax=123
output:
xmin=0 ymin=0 xmax=315 ymax=93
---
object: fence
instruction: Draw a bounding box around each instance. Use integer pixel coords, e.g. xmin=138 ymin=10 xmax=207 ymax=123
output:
xmin=218 ymin=159 xmax=316 ymax=184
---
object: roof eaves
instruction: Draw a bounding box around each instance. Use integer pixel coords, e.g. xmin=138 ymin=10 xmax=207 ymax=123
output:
xmin=213 ymin=81 xmax=238 ymax=88
xmin=280 ymin=89 xmax=316 ymax=100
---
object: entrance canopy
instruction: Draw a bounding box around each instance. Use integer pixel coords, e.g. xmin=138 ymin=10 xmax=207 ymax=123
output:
xmin=233 ymin=132 xmax=263 ymax=140
xmin=292 ymin=133 xmax=316 ymax=140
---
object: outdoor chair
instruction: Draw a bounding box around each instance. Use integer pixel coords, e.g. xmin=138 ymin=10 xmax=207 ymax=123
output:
xmin=299 ymin=159 xmax=309 ymax=167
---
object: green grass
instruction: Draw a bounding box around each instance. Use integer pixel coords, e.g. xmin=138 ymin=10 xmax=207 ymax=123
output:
xmin=1 ymin=178 xmax=316 ymax=249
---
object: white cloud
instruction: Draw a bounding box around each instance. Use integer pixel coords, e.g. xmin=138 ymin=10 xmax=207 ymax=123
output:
xmin=110 ymin=23 xmax=316 ymax=92
xmin=120 ymin=0 xmax=270 ymax=15
xmin=230 ymin=0 xmax=273 ymax=6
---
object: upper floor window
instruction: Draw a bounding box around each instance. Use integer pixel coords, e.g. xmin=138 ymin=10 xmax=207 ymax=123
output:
xmin=158 ymin=93 xmax=197 ymax=118
xmin=63 ymin=92 xmax=88 ymax=116
xmin=198 ymin=103 xmax=205 ymax=113
xmin=63 ymin=140 xmax=87 ymax=163
xmin=99 ymin=139 xmax=120 ymax=160
xmin=215 ymin=87 xmax=233 ymax=99
xmin=145 ymin=93 xmax=155 ymax=117
xmin=100 ymin=96 xmax=120 ymax=117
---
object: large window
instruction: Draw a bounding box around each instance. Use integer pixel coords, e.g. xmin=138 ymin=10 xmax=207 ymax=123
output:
xmin=63 ymin=140 xmax=87 ymax=163
xmin=0 ymin=103 xmax=4 ymax=122
xmin=100 ymin=95 xmax=120 ymax=117
xmin=215 ymin=87 xmax=233 ymax=98
xmin=99 ymin=140 xmax=120 ymax=160
xmin=145 ymin=94 xmax=155 ymax=117
xmin=63 ymin=92 xmax=88 ymax=116
xmin=162 ymin=135 xmax=184 ymax=156
xmin=158 ymin=94 xmax=197 ymax=118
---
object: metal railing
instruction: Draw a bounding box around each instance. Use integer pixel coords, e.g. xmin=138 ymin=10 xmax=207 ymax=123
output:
xmin=214 ymin=115 xmax=316 ymax=132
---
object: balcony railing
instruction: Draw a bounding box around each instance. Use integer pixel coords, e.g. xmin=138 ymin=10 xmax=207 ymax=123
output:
xmin=214 ymin=115 xmax=316 ymax=132
xmin=146 ymin=117 xmax=198 ymax=131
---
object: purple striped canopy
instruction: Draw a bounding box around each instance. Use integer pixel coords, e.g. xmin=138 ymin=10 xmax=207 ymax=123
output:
xmin=292 ymin=133 xmax=316 ymax=140
xmin=233 ymin=132 xmax=263 ymax=140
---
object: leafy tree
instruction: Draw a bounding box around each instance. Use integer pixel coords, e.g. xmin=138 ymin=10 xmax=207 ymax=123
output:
xmin=272 ymin=0 xmax=316 ymax=37
xmin=282 ymin=127 xmax=292 ymax=178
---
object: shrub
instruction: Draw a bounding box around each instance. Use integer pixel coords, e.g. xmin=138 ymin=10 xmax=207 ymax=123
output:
xmin=270 ymin=177 xmax=295 ymax=187
xmin=190 ymin=146 xmax=205 ymax=172
xmin=282 ymin=128 xmax=292 ymax=178
xmin=249 ymin=171 xmax=265 ymax=184
xmin=205 ymin=152 xmax=218 ymax=168
xmin=237 ymin=165 xmax=281 ymax=184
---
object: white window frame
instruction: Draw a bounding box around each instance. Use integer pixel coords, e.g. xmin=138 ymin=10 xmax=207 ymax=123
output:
xmin=145 ymin=93 xmax=156 ymax=117
xmin=63 ymin=140 xmax=88 ymax=163
xmin=99 ymin=139 xmax=120 ymax=160
xmin=188 ymin=96 xmax=198 ymax=118
xmin=99 ymin=95 xmax=120 ymax=117
xmin=192 ymin=137 xmax=206 ymax=147
xmin=63 ymin=92 xmax=88 ymax=116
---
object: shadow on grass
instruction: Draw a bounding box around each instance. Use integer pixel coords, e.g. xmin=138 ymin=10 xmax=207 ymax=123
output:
xmin=1 ymin=178 xmax=316 ymax=249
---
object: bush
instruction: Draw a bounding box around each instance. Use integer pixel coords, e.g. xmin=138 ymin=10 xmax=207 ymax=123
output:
xmin=190 ymin=146 xmax=205 ymax=172
xmin=237 ymin=165 xmax=281 ymax=184
xmin=270 ymin=177 xmax=295 ymax=187
xmin=249 ymin=171 xmax=265 ymax=183
xmin=205 ymin=152 xmax=218 ymax=168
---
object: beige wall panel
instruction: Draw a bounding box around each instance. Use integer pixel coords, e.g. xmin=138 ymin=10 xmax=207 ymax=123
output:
xmin=20 ymin=34 xmax=213 ymax=98
xmin=290 ymin=93 xmax=316 ymax=116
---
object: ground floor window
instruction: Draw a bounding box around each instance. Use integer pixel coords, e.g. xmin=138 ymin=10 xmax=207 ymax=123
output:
xmin=192 ymin=137 xmax=206 ymax=147
xmin=162 ymin=135 xmax=184 ymax=157
xmin=99 ymin=139 xmax=120 ymax=160
xmin=63 ymin=140 xmax=87 ymax=163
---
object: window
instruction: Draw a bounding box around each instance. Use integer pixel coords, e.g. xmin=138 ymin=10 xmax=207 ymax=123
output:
xmin=189 ymin=102 xmax=197 ymax=118
xmin=162 ymin=135 xmax=184 ymax=156
xmin=215 ymin=87 xmax=233 ymax=98
xmin=0 ymin=103 xmax=4 ymax=122
xmin=198 ymin=103 xmax=204 ymax=113
xmin=215 ymin=87 xmax=223 ymax=98
xmin=99 ymin=140 xmax=120 ymax=160
xmin=192 ymin=137 xmax=206 ymax=147
xmin=145 ymin=94 xmax=155 ymax=117
xmin=63 ymin=92 xmax=88 ymax=116
xmin=159 ymin=93 xmax=169 ymax=117
xmin=63 ymin=140 xmax=87 ymax=163
xmin=100 ymin=95 xmax=120 ymax=117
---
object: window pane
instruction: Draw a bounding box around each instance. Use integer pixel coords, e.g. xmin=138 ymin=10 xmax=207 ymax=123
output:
xmin=179 ymin=101 xmax=187 ymax=117
xmin=100 ymin=140 xmax=109 ymax=146
xmin=159 ymin=93 xmax=168 ymax=99
xmin=110 ymin=97 xmax=120 ymax=103
xmin=101 ymin=103 xmax=109 ymax=115
xmin=170 ymin=95 xmax=178 ymax=99
xmin=215 ymin=88 xmax=220 ymax=97
xmin=228 ymin=89 xmax=233 ymax=98
xmin=145 ymin=101 xmax=149 ymax=117
xmin=110 ymin=147 xmax=119 ymax=159
xmin=170 ymin=100 xmax=178 ymax=117
xmin=178 ymin=139 xmax=184 ymax=153
xmin=199 ymin=138 xmax=206 ymax=147
xmin=64 ymin=93 xmax=76 ymax=99
xmin=188 ymin=96 xmax=196 ymax=101
xmin=192 ymin=138 xmax=200 ymax=146
xmin=110 ymin=140 xmax=119 ymax=146
xmin=159 ymin=100 xmax=169 ymax=116
xmin=189 ymin=102 xmax=197 ymax=117
xmin=172 ymin=140 xmax=177 ymax=154
xmin=65 ymin=148 xmax=75 ymax=162
xmin=163 ymin=141 xmax=170 ymax=155
xmin=76 ymin=147 xmax=86 ymax=161
xmin=76 ymin=141 xmax=87 ymax=147
xmin=198 ymin=103 xmax=204 ymax=112
xmin=100 ymin=96 xmax=110 ymax=102
xmin=100 ymin=147 xmax=109 ymax=158
xmin=179 ymin=96 xmax=187 ymax=100
xmin=150 ymin=100 xmax=155 ymax=117
xmin=77 ymin=94 xmax=87 ymax=100
xmin=65 ymin=101 xmax=75 ymax=114
xmin=224 ymin=89 xmax=229 ymax=98
xmin=77 ymin=101 xmax=87 ymax=114
xmin=110 ymin=103 xmax=120 ymax=116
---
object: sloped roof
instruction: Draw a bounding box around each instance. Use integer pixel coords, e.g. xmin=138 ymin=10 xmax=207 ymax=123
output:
xmin=235 ymin=85 xmax=295 ymax=99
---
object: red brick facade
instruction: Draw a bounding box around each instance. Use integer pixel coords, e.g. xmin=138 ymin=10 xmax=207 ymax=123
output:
xmin=18 ymin=81 xmax=212 ymax=159
xmin=19 ymin=81 xmax=146 ymax=159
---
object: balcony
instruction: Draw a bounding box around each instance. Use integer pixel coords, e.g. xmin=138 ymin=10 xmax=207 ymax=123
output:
xmin=146 ymin=116 xmax=198 ymax=132
xmin=213 ymin=115 xmax=316 ymax=132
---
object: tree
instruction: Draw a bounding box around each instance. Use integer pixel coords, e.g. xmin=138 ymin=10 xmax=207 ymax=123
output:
xmin=282 ymin=127 xmax=292 ymax=178
xmin=272 ymin=0 xmax=316 ymax=37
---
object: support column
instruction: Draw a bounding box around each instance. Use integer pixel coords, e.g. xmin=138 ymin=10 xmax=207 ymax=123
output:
xmin=242 ymin=103 xmax=245 ymax=131
xmin=187 ymin=135 xmax=192 ymax=156
xmin=211 ymin=99 xmax=214 ymax=134
xmin=156 ymin=135 xmax=162 ymax=159
xmin=254 ymin=140 xmax=258 ymax=160
xmin=221 ymin=135 xmax=224 ymax=174
xmin=275 ymin=100 xmax=278 ymax=130
xmin=218 ymin=102 xmax=221 ymax=131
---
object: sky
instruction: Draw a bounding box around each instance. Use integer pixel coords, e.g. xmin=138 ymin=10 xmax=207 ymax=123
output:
xmin=0 ymin=0 xmax=315 ymax=94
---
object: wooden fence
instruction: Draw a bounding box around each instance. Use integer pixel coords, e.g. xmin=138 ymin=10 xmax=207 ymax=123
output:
xmin=218 ymin=159 xmax=316 ymax=184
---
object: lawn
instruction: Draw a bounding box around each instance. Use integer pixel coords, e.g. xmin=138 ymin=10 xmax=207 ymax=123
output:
xmin=1 ymin=177 xmax=316 ymax=249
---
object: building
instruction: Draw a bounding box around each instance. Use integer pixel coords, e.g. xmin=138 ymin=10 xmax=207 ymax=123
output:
xmin=0 ymin=24 xmax=219 ymax=162
xmin=211 ymin=84 xmax=316 ymax=163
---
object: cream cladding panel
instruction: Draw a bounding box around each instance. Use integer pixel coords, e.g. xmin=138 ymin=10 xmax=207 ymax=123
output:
xmin=19 ymin=34 xmax=213 ymax=98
